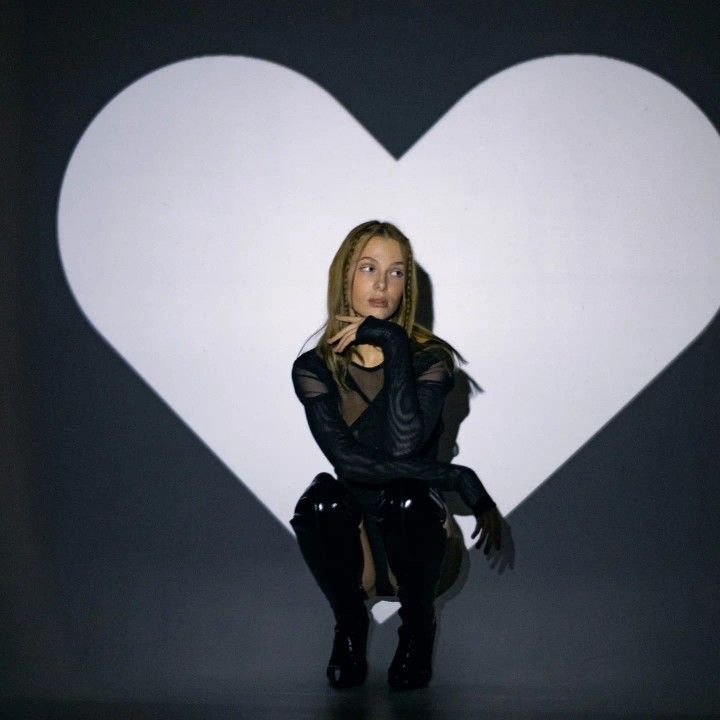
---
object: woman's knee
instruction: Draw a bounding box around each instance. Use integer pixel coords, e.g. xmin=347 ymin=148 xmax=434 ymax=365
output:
xmin=290 ymin=472 xmax=363 ymax=530
xmin=377 ymin=477 xmax=447 ymax=529
xmin=377 ymin=479 xmax=448 ymax=590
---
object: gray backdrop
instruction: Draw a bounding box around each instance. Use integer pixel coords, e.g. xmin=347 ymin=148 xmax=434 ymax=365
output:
xmin=3 ymin=2 xmax=719 ymax=718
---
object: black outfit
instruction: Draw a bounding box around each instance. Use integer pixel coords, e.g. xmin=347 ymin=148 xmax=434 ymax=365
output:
xmin=291 ymin=314 xmax=496 ymax=514
xmin=290 ymin=315 xmax=496 ymax=689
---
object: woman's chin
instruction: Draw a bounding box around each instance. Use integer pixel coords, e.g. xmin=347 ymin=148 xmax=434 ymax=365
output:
xmin=366 ymin=307 xmax=389 ymax=319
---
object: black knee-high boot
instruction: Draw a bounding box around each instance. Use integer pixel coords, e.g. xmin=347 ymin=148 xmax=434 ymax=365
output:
xmin=377 ymin=477 xmax=447 ymax=691
xmin=290 ymin=472 xmax=369 ymax=689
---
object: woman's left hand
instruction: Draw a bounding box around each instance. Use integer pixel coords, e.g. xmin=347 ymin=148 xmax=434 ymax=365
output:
xmin=328 ymin=314 xmax=365 ymax=353
xmin=471 ymin=506 xmax=502 ymax=554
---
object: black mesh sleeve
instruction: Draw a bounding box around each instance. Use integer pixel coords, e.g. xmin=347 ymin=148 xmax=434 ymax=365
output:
xmin=291 ymin=349 xmax=496 ymax=514
xmin=355 ymin=314 xmax=454 ymax=458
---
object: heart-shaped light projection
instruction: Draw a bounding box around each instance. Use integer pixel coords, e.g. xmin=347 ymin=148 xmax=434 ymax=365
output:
xmin=58 ymin=54 xmax=720 ymax=623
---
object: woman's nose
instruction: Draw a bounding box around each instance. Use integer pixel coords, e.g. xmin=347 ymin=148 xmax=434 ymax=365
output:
xmin=374 ymin=277 xmax=385 ymax=289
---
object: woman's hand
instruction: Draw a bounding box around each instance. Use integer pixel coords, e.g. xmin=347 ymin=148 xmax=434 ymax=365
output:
xmin=471 ymin=506 xmax=502 ymax=554
xmin=328 ymin=314 xmax=365 ymax=353
xmin=330 ymin=313 xmax=406 ymax=353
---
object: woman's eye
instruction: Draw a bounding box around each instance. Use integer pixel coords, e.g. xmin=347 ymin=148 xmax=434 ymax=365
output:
xmin=359 ymin=265 xmax=403 ymax=277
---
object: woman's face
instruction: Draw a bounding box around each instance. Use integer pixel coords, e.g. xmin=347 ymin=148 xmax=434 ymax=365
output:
xmin=348 ymin=235 xmax=406 ymax=320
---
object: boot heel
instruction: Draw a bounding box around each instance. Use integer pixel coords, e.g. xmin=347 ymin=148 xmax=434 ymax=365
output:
xmin=388 ymin=618 xmax=436 ymax=691
xmin=326 ymin=611 xmax=370 ymax=689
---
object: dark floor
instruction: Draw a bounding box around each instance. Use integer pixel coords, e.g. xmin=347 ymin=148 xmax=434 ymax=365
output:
xmin=3 ymin=695 xmax=718 ymax=720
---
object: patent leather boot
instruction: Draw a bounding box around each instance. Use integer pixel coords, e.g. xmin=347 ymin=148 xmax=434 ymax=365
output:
xmin=377 ymin=478 xmax=447 ymax=691
xmin=387 ymin=607 xmax=436 ymax=690
xmin=326 ymin=599 xmax=369 ymax=688
xmin=290 ymin=473 xmax=369 ymax=689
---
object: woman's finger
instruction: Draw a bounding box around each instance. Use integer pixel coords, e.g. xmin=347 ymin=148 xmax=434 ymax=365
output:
xmin=338 ymin=326 xmax=356 ymax=348
xmin=336 ymin=328 xmax=358 ymax=353
xmin=327 ymin=327 xmax=350 ymax=344
xmin=328 ymin=320 xmax=363 ymax=344
xmin=487 ymin=516 xmax=497 ymax=553
xmin=475 ymin=511 xmax=492 ymax=548
xmin=475 ymin=524 xmax=486 ymax=550
xmin=328 ymin=323 xmax=358 ymax=345
xmin=483 ymin=513 xmax=493 ymax=555
xmin=333 ymin=315 xmax=363 ymax=326
xmin=482 ymin=526 xmax=493 ymax=554
xmin=336 ymin=335 xmax=354 ymax=353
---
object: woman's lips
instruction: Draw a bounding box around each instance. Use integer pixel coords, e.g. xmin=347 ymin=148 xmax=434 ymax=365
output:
xmin=369 ymin=299 xmax=388 ymax=307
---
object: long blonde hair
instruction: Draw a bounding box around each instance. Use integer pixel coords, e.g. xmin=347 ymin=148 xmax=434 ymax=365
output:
xmin=303 ymin=220 xmax=466 ymax=392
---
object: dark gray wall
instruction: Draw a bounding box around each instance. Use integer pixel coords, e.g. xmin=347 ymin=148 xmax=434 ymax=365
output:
xmin=3 ymin=2 xmax=719 ymax=717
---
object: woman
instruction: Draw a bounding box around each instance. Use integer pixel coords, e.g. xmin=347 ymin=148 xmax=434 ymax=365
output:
xmin=290 ymin=220 xmax=502 ymax=691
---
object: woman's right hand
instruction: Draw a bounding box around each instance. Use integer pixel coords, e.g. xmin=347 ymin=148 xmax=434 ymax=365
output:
xmin=328 ymin=314 xmax=365 ymax=353
xmin=471 ymin=506 xmax=502 ymax=554
xmin=336 ymin=313 xmax=407 ymax=351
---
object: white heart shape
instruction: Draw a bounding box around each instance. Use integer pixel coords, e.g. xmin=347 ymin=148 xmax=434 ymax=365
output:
xmin=58 ymin=55 xmax=720 ymax=622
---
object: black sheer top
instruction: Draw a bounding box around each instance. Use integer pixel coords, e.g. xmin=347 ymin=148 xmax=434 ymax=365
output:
xmin=291 ymin=314 xmax=496 ymax=515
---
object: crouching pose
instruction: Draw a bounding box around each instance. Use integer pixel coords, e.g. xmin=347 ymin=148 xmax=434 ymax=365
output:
xmin=290 ymin=220 xmax=502 ymax=691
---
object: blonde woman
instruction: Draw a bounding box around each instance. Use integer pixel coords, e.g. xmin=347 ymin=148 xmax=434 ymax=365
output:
xmin=290 ymin=220 xmax=501 ymax=691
